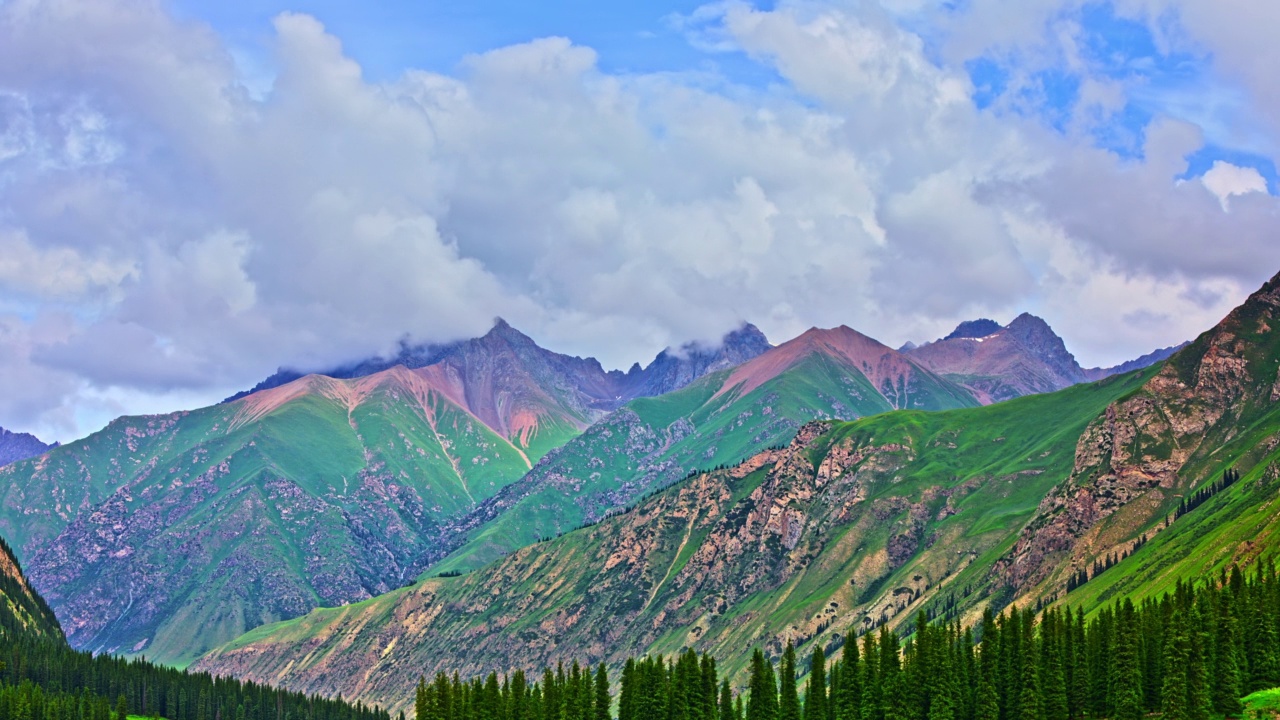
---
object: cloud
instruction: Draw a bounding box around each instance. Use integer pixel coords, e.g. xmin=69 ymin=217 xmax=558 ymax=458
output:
xmin=0 ymin=0 xmax=1278 ymax=442
xmin=1200 ymin=160 xmax=1268 ymax=210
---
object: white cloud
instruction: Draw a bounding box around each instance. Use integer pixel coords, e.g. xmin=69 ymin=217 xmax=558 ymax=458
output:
xmin=1200 ymin=160 xmax=1268 ymax=210
xmin=0 ymin=0 xmax=1278 ymax=442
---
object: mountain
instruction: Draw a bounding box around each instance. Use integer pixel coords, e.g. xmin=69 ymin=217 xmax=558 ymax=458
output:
xmin=0 ymin=426 xmax=54 ymax=467
xmin=943 ymin=318 xmax=1001 ymax=341
xmin=0 ymin=320 xmax=770 ymax=667
xmin=192 ymin=369 xmax=1152 ymax=711
xmin=195 ymin=271 xmax=1280 ymax=710
xmin=230 ymin=320 xmax=772 ymax=417
xmin=1081 ymin=341 xmax=1189 ymax=380
xmin=416 ymin=325 xmax=980 ymax=574
xmin=905 ymin=313 xmax=1088 ymax=402
xmin=0 ymin=534 xmax=62 ymax=642
xmin=0 ymin=365 xmax=542 ymax=666
xmin=0 ymin=528 xmax=389 ymax=720
xmin=906 ymin=314 xmax=1182 ymax=404
xmin=994 ymin=271 xmax=1280 ymax=609
xmin=615 ymin=324 xmax=773 ymax=398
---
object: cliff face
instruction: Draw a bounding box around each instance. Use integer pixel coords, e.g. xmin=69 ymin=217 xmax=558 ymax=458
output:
xmin=996 ymin=272 xmax=1280 ymax=598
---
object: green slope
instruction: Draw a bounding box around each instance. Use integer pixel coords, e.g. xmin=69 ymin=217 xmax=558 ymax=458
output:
xmin=428 ymin=341 xmax=981 ymax=575
xmin=193 ymin=368 xmax=1149 ymax=712
xmin=993 ymin=270 xmax=1280 ymax=614
xmin=0 ymin=369 xmax=541 ymax=666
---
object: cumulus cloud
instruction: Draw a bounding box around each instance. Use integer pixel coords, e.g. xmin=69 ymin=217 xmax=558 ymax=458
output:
xmin=0 ymin=0 xmax=1277 ymax=442
xmin=1200 ymin=161 xmax=1268 ymax=210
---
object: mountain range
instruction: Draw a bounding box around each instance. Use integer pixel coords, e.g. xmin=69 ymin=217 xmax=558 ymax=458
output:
xmin=0 ymin=310 xmax=1188 ymax=671
xmin=192 ymin=271 xmax=1280 ymax=714
xmin=0 ymin=426 xmax=54 ymax=468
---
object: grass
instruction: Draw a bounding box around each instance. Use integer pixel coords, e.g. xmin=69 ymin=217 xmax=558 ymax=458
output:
xmin=1243 ymin=688 xmax=1280 ymax=718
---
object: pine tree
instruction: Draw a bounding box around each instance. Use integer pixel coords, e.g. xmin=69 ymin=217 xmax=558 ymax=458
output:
xmin=1213 ymin=594 xmax=1244 ymax=717
xmin=1110 ymin=602 xmax=1143 ymax=720
xmin=1160 ymin=621 xmax=1189 ymax=720
xmin=116 ymin=695 xmax=128 ymax=720
xmin=747 ymin=650 xmax=778 ymax=720
xmin=804 ymin=646 xmax=828 ymax=720
xmin=779 ymin=643 xmax=800 ymax=720
xmin=720 ymin=682 xmax=735 ymax=720
xmin=594 ymin=665 xmax=610 ymax=720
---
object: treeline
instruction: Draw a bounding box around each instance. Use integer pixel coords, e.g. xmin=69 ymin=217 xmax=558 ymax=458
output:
xmin=416 ymin=563 xmax=1280 ymax=720
xmin=0 ymin=634 xmax=389 ymax=720
xmin=1175 ymin=469 xmax=1240 ymax=521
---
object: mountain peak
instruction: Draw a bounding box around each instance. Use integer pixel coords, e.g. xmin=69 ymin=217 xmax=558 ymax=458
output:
xmin=0 ymin=427 xmax=54 ymax=468
xmin=625 ymin=322 xmax=772 ymax=398
xmin=944 ymin=318 xmax=1001 ymax=341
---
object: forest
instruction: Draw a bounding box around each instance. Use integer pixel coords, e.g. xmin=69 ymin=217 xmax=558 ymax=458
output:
xmin=413 ymin=562 xmax=1280 ymax=720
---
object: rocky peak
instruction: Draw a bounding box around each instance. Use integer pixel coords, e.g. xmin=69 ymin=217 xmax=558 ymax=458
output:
xmin=0 ymin=427 xmax=55 ymax=468
xmin=1003 ymin=313 xmax=1086 ymax=381
xmin=623 ymin=323 xmax=772 ymax=398
xmin=944 ymin=318 xmax=1001 ymax=341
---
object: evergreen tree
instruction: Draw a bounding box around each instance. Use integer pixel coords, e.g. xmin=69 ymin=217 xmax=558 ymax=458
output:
xmin=747 ymin=650 xmax=778 ymax=720
xmin=720 ymin=682 xmax=735 ymax=720
xmin=594 ymin=665 xmax=609 ymax=720
xmin=116 ymin=694 xmax=128 ymax=720
xmin=1109 ymin=603 xmax=1143 ymax=720
xmin=1160 ymin=621 xmax=1188 ymax=720
xmin=780 ymin=643 xmax=800 ymax=720
xmin=804 ymin=646 xmax=828 ymax=720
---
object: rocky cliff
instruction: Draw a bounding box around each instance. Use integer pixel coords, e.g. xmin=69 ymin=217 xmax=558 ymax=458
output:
xmin=995 ymin=271 xmax=1280 ymax=601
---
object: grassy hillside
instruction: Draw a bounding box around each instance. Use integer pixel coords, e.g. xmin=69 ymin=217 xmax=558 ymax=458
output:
xmin=0 ymin=368 xmax=541 ymax=666
xmin=194 ymin=368 xmax=1150 ymax=712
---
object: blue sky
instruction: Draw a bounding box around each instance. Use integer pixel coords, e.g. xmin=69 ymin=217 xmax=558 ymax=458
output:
xmin=173 ymin=0 xmax=1278 ymax=190
xmin=173 ymin=0 xmax=764 ymax=80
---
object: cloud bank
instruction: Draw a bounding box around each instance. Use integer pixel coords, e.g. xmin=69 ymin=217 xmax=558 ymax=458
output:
xmin=0 ymin=0 xmax=1277 ymax=442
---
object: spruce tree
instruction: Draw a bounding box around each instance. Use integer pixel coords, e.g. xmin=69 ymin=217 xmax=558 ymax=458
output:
xmin=1213 ymin=595 xmax=1244 ymax=717
xmin=747 ymin=650 xmax=778 ymax=720
xmin=780 ymin=643 xmax=800 ymax=720
xmin=1160 ymin=623 xmax=1189 ymax=720
xmin=1110 ymin=603 xmax=1143 ymax=720
xmin=117 ymin=694 xmax=128 ymax=720
xmin=594 ymin=665 xmax=610 ymax=720
xmin=804 ymin=645 xmax=828 ymax=720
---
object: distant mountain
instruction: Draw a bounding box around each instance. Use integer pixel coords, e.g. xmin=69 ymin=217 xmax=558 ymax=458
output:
xmin=0 ymin=365 xmax=545 ymax=665
xmin=230 ymin=321 xmax=772 ymax=414
xmin=193 ymin=368 xmax=1151 ymax=711
xmin=943 ymin=318 xmax=1001 ymax=340
xmin=1082 ymin=341 xmax=1189 ymax=381
xmin=196 ymin=271 xmax=1280 ymax=711
xmin=417 ymin=325 xmax=979 ymax=574
xmin=617 ymin=323 xmax=773 ymax=399
xmin=905 ymin=313 xmax=1177 ymax=404
xmin=0 ymin=427 xmax=54 ymax=467
xmin=0 ymin=320 xmax=772 ymax=666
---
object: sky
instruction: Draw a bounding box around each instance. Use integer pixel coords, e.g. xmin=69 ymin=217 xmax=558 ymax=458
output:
xmin=1 ymin=0 xmax=1279 ymax=444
